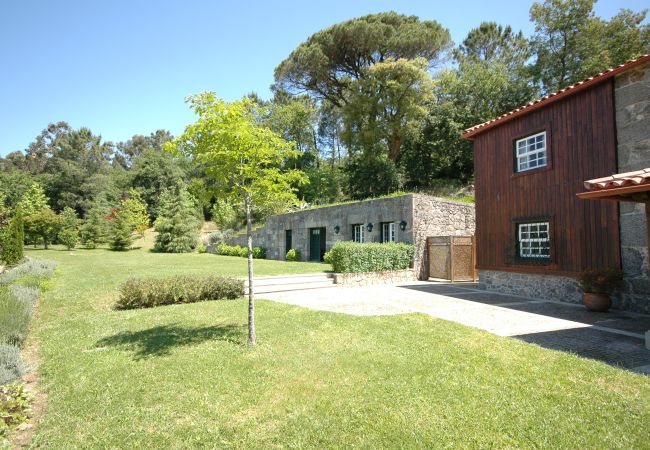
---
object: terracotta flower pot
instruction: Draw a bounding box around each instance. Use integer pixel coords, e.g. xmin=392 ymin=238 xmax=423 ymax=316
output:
xmin=582 ymin=292 xmax=612 ymax=312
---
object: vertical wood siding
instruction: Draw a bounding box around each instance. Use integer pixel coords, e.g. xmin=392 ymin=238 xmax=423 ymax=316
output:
xmin=472 ymin=80 xmax=620 ymax=275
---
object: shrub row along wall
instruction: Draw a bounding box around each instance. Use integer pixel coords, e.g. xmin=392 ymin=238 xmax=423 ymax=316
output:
xmin=324 ymin=241 xmax=414 ymax=273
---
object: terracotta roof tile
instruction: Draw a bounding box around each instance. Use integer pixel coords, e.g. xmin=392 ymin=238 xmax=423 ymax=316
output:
xmin=463 ymin=53 xmax=650 ymax=138
xmin=583 ymin=168 xmax=650 ymax=191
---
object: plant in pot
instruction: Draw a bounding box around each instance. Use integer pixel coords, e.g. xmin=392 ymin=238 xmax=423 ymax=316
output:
xmin=577 ymin=268 xmax=624 ymax=312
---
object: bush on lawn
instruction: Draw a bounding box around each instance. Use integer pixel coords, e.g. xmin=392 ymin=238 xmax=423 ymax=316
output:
xmin=324 ymin=241 xmax=414 ymax=273
xmin=0 ymin=259 xmax=57 ymax=286
xmin=116 ymin=275 xmax=244 ymax=310
xmin=0 ymin=345 xmax=28 ymax=385
xmin=0 ymin=286 xmax=37 ymax=347
xmin=285 ymin=249 xmax=301 ymax=262
xmin=216 ymin=243 xmax=266 ymax=259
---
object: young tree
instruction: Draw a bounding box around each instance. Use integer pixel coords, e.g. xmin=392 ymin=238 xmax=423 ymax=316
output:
xmin=171 ymin=93 xmax=306 ymax=345
xmin=24 ymin=208 xmax=61 ymax=249
xmin=16 ymin=182 xmax=49 ymax=217
xmin=153 ymin=184 xmax=201 ymax=253
xmin=109 ymin=209 xmax=134 ymax=251
xmin=58 ymin=206 xmax=80 ymax=250
xmin=121 ymin=189 xmax=150 ymax=238
xmin=80 ymin=204 xmax=109 ymax=249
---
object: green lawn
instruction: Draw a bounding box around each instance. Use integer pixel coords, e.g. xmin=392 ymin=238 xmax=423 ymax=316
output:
xmin=25 ymin=247 xmax=650 ymax=448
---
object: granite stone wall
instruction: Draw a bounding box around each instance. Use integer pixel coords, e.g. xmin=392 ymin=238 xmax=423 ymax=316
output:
xmin=479 ymin=270 xmax=583 ymax=304
xmin=333 ymin=269 xmax=416 ymax=286
xmin=225 ymin=194 xmax=475 ymax=280
xmin=412 ymin=195 xmax=475 ymax=280
xmin=615 ymin=61 xmax=650 ymax=313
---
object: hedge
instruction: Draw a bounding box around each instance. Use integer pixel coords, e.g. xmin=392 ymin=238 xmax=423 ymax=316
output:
xmin=285 ymin=249 xmax=301 ymax=262
xmin=324 ymin=241 xmax=414 ymax=273
xmin=116 ymin=275 xmax=244 ymax=310
xmin=215 ymin=243 xmax=266 ymax=259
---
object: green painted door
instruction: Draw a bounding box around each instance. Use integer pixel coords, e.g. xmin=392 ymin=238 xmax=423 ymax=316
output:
xmin=309 ymin=228 xmax=325 ymax=262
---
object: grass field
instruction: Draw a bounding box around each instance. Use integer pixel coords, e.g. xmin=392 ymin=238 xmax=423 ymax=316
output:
xmin=24 ymin=245 xmax=650 ymax=448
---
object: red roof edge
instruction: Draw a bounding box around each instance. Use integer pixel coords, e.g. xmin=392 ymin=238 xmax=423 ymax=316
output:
xmin=463 ymin=53 xmax=650 ymax=140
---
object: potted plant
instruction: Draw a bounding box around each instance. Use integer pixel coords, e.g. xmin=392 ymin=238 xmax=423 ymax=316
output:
xmin=577 ymin=268 xmax=624 ymax=312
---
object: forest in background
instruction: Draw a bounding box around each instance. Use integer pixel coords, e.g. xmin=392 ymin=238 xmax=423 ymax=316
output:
xmin=1 ymin=0 xmax=648 ymax=236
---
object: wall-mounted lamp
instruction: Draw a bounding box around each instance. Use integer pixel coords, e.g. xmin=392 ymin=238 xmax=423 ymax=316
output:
xmin=334 ymin=225 xmax=340 ymax=235
xmin=366 ymin=223 xmax=374 ymax=233
xmin=399 ymin=220 xmax=407 ymax=231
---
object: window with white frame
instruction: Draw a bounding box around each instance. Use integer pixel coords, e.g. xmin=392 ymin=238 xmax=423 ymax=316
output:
xmin=517 ymin=222 xmax=550 ymax=259
xmin=515 ymin=131 xmax=547 ymax=172
xmin=381 ymin=222 xmax=395 ymax=243
xmin=352 ymin=224 xmax=364 ymax=243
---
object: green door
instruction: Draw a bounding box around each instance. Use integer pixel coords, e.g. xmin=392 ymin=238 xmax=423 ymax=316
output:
xmin=309 ymin=228 xmax=325 ymax=262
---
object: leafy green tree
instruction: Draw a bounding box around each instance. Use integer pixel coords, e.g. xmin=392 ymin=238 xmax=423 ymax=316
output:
xmin=0 ymin=209 xmax=24 ymax=266
xmin=211 ymin=199 xmax=240 ymax=231
xmin=171 ymin=93 xmax=306 ymax=345
xmin=17 ymin=182 xmax=49 ymax=217
xmin=344 ymin=155 xmax=402 ymax=199
xmin=24 ymin=208 xmax=61 ymax=249
xmin=121 ymin=189 xmax=149 ymax=238
xmin=529 ymin=0 xmax=650 ymax=93
xmin=58 ymin=207 xmax=80 ymax=250
xmin=153 ymin=184 xmax=201 ymax=253
xmin=109 ymin=209 xmax=134 ymax=251
xmin=80 ymin=204 xmax=109 ymax=249
xmin=456 ymin=22 xmax=531 ymax=70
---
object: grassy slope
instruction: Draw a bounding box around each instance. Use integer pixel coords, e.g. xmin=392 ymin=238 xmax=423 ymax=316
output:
xmin=27 ymin=247 xmax=650 ymax=448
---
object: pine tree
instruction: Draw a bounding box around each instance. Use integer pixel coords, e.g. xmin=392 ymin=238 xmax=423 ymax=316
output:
xmin=153 ymin=185 xmax=201 ymax=253
xmin=80 ymin=205 xmax=108 ymax=249
xmin=0 ymin=209 xmax=24 ymax=266
xmin=58 ymin=207 xmax=80 ymax=250
xmin=109 ymin=209 xmax=134 ymax=251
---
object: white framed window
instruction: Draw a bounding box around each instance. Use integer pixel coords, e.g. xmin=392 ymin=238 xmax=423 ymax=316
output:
xmin=516 ymin=131 xmax=547 ymax=172
xmin=352 ymin=224 xmax=364 ymax=243
xmin=381 ymin=222 xmax=395 ymax=243
xmin=518 ymin=222 xmax=550 ymax=259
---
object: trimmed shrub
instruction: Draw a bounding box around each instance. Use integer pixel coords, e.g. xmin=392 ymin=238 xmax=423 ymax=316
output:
xmin=216 ymin=244 xmax=266 ymax=259
xmin=197 ymin=243 xmax=207 ymax=254
xmin=286 ymin=249 xmax=302 ymax=262
xmin=116 ymin=275 xmax=244 ymax=310
xmin=325 ymin=241 xmax=414 ymax=273
xmin=0 ymin=345 xmax=27 ymax=385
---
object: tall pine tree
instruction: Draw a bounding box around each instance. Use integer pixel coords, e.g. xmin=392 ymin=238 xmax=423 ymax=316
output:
xmin=153 ymin=185 xmax=201 ymax=253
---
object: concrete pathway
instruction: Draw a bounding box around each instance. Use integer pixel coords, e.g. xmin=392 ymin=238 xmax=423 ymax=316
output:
xmin=261 ymin=280 xmax=650 ymax=373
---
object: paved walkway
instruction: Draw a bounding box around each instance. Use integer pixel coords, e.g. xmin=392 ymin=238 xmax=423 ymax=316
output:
xmin=262 ymin=281 xmax=650 ymax=374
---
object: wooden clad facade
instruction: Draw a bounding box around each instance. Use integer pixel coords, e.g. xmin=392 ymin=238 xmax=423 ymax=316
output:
xmin=469 ymin=80 xmax=621 ymax=275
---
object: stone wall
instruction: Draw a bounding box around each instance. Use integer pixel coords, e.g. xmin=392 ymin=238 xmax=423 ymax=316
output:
xmin=615 ymin=61 xmax=650 ymax=312
xmin=412 ymin=195 xmax=475 ymax=280
xmin=333 ymin=269 xmax=416 ymax=287
xmin=225 ymin=194 xmax=475 ymax=280
xmin=479 ymin=270 xmax=582 ymax=304
xmin=226 ymin=194 xmax=415 ymax=261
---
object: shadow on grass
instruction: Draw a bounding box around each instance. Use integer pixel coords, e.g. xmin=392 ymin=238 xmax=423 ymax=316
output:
xmin=95 ymin=323 xmax=246 ymax=359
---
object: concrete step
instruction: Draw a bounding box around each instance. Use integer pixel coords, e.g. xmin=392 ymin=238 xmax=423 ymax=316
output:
xmin=243 ymin=273 xmax=333 ymax=287
xmin=245 ymin=281 xmax=337 ymax=295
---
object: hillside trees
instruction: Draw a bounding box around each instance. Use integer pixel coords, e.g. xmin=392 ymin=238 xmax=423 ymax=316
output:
xmin=58 ymin=207 xmax=80 ymax=250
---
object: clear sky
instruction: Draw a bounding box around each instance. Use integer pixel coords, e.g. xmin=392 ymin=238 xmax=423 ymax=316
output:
xmin=0 ymin=0 xmax=647 ymax=155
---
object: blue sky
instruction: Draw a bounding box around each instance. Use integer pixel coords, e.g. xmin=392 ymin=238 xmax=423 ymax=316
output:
xmin=0 ymin=0 xmax=647 ymax=155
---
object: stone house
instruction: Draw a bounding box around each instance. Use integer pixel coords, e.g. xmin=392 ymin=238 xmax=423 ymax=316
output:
xmin=463 ymin=54 xmax=650 ymax=313
xmin=225 ymin=194 xmax=475 ymax=280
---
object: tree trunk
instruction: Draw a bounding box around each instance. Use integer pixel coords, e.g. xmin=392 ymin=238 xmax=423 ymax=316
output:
xmin=245 ymin=194 xmax=256 ymax=346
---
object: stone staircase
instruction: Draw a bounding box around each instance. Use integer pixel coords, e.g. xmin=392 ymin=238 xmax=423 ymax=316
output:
xmin=243 ymin=273 xmax=336 ymax=295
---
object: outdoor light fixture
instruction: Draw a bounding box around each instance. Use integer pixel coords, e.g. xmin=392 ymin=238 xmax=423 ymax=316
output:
xmin=399 ymin=220 xmax=407 ymax=231
xmin=366 ymin=223 xmax=373 ymax=232
xmin=334 ymin=225 xmax=340 ymax=234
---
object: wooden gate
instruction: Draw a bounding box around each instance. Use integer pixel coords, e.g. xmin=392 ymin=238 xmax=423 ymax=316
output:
xmin=427 ymin=235 xmax=477 ymax=282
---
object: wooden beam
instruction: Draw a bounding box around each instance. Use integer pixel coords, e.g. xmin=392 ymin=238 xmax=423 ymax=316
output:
xmin=577 ymin=184 xmax=650 ymax=201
